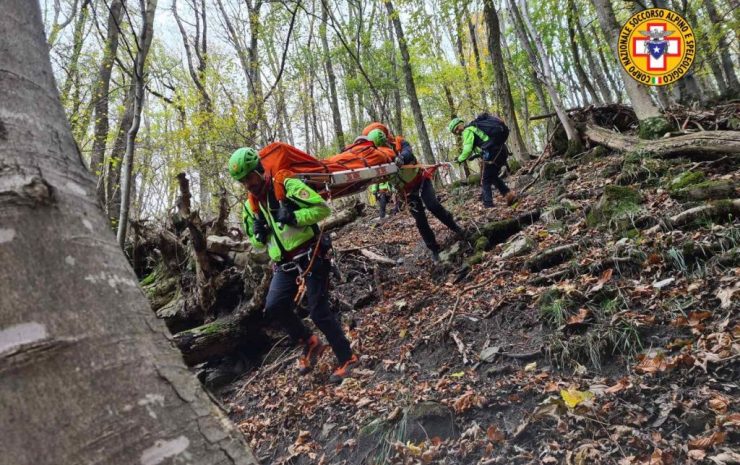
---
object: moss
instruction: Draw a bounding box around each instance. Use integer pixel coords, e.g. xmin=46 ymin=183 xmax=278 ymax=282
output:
xmin=466 ymin=252 xmax=484 ymax=266
xmin=602 ymin=162 xmax=623 ymax=178
xmin=140 ymin=271 xmax=157 ymax=286
xmin=604 ymin=185 xmax=641 ymax=204
xmin=542 ymin=160 xmax=566 ymax=180
xmin=564 ymin=138 xmax=584 ymax=158
xmin=508 ymin=157 xmax=522 ymax=174
xmin=196 ymin=321 xmax=226 ymax=336
xmin=474 ymin=236 xmax=489 ymax=252
xmin=592 ymin=146 xmax=608 ymax=158
xmin=670 ymin=179 xmax=736 ymax=201
xmin=668 ymin=171 xmax=706 ymax=191
xmin=622 ymin=228 xmax=640 ymax=240
xmin=638 ymin=116 xmax=673 ymax=140
xmin=587 ymin=186 xmax=642 ymax=229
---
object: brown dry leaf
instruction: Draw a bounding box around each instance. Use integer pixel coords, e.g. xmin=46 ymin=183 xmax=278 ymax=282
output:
xmin=544 ymin=381 xmax=561 ymax=393
xmin=453 ymin=390 xmax=486 ymax=413
xmin=688 ymin=449 xmax=706 ymax=461
xmin=567 ymin=308 xmax=591 ymax=326
xmin=356 ymin=397 xmax=373 ymax=408
xmin=717 ymin=413 xmax=740 ymax=427
xmin=590 ymin=268 xmax=614 ymax=293
xmin=708 ymin=396 xmax=729 ymax=415
xmin=635 ymin=353 xmax=669 ymax=374
xmin=688 ymin=431 xmax=726 ymax=450
xmin=486 ymin=425 xmax=506 ymax=443
xmin=605 ymin=378 xmax=632 ymax=394
xmin=689 ymin=311 xmax=713 ymax=326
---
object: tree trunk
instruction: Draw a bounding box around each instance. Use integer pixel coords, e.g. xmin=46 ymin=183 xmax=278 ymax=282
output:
xmin=482 ymin=0 xmax=529 ymax=161
xmin=321 ymin=2 xmax=345 ymax=150
xmin=0 ymin=2 xmax=258 ymax=463
xmin=88 ymin=0 xmax=124 ymax=207
xmin=59 ymin=0 xmax=90 ymax=134
xmin=117 ymin=0 xmax=157 ymax=248
xmin=704 ymin=0 xmax=740 ymax=91
xmin=590 ymin=0 xmax=661 ymax=120
xmin=388 ymin=17 xmax=403 ymax=135
xmin=517 ymin=0 xmax=580 ymax=152
xmin=107 ymin=84 xmax=134 ymax=225
xmin=591 ymin=24 xmax=623 ymax=103
xmin=463 ymin=3 xmax=489 ymax=109
xmin=566 ymin=1 xmax=599 ymax=104
xmin=575 ymin=14 xmax=612 ymax=103
xmin=386 ymin=0 xmax=435 ymax=165
xmin=450 ymin=1 xmax=475 ymax=110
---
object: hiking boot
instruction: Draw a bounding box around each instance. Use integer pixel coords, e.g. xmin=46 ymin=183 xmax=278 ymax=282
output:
xmin=504 ymin=191 xmax=518 ymax=206
xmin=298 ymin=335 xmax=326 ymax=375
xmin=329 ymin=354 xmax=360 ymax=384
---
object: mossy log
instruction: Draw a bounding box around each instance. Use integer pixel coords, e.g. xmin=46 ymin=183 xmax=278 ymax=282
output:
xmin=584 ymin=125 xmax=740 ymax=160
xmin=648 ymin=199 xmax=740 ymax=233
xmin=670 ymin=180 xmax=738 ymax=202
xmin=526 ymin=243 xmax=577 ymax=272
xmin=476 ymin=210 xmax=541 ymax=247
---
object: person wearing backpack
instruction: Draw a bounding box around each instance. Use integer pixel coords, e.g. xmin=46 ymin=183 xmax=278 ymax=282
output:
xmin=362 ymin=122 xmax=464 ymax=262
xmin=228 ymin=147 xmax=359 ymax=384
xmin=449 ymin=115 xmax=517 ymax=208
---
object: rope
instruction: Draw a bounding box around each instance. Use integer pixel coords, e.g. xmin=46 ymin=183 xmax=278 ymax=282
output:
xmin=293 ymin=226 xmax=324 ymax=304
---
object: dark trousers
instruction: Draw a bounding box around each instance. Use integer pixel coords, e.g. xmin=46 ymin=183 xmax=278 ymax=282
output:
xmin=377 ymin=192 xmax=390 ymax=218
xmin=481 ymin=159 xmax=510 ymax=207
xmin=264 ymin=255 xmax=352 ymax=363
xmin=408 ymin=178 xmax=461 ymax=253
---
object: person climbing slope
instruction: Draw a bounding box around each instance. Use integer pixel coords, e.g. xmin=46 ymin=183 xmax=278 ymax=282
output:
xmin=362 ymin=122 xmax=464 ymax=262
xmin=228 ymin=147 xmax=359 ymax=383
xmin=449 ymin=114 xmax=517 ymax=208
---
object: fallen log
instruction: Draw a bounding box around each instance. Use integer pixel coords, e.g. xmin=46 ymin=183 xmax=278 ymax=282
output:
xmin=320 ymin=201 xmax=365 ymax=232
xmin=360 ymin=248 xmax=396 ymax=265
xmin=647 ymin=199 xmax=740 ymax=234
xmin=584 ymin=125 xmax=740 ymax=160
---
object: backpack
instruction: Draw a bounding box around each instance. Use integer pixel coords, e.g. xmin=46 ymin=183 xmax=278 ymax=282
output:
xmin=466 ymin=113 xmax=510 ymax=163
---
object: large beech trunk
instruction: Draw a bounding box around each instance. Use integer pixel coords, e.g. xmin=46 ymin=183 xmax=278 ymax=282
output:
xmin=0 ymin=2 xmax=257 ymax=464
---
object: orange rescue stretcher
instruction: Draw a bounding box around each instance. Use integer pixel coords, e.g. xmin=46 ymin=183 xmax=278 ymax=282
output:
xmin=259 ymin=140 xmax=400 ymax=201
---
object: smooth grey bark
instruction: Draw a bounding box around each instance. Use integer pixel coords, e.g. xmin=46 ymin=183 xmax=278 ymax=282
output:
xmin=590 ymin=0 xmax=661 ymax=120
xmin=591 ymin=24 xmax=623 ymax=103
xmin=386 ymin=0 xmax=435 ymax=164
xmin=88 ymin=0 xmax=124 ymax=207
xmin=47 ymin=0 xmax=80 ymax=47
xmin=482 ymin=0 xmax=529 ymax=161
xmin=704 ymin=0 xmax=740 ymax=90
xmin=0 ymin=2 xmax=259 ymax=464
xmin=117 ymin=0 xmax=157 ymax=248
xmin=320 ymin=1 xmax=344 ymax=150
xmin=59 ymin=0 xmax=90 ymax=111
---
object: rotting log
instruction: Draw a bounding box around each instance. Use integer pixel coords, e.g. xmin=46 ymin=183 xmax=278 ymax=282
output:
xmin=526 ymin=243 xmax=578 ymax=273
xmin=173 ymin=267 xmax=273 ymax=365
xmin=584 ymin=125 xmax=740 ymax=160
xmin=320 ymin=201 xmax=365 ymax=232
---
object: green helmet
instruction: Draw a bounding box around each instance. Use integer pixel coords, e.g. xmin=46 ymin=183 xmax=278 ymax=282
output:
xmin=448 ymin=117 xmax=465 ymax=133
xmin=228 ymin=147 xmax=260 ymax=180
xmin=367 ymin=128 xmax=387 ymax=147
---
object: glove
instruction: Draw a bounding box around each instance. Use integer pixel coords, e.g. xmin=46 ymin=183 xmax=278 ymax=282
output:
xmin=276 ymin=206 xmax=297 ymax=226
xmin=253 ymin=216 xmax=270 ymax=244
xmin=456 ymin=156 xmax=466 ymax=164
xmin=394 ymin=156 xmax=404 ymax=167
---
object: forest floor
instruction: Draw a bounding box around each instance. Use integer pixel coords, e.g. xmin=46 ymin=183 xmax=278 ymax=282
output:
xmin=219 ymin=144 xmax=739 ymax=464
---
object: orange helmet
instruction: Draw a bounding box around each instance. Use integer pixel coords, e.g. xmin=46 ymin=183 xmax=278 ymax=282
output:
xmin=361 ymin=122 xmax=391 ymax=138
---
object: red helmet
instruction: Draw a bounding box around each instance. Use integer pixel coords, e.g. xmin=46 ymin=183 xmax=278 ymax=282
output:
xmin=361 ymin=122 xmax=391 ymax=138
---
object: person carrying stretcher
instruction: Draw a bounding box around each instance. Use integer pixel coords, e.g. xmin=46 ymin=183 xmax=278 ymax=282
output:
xmin=228 ymin=147 xmax=359 ymax=383
xmin=362 ymin=123 xmax=464 ymax=262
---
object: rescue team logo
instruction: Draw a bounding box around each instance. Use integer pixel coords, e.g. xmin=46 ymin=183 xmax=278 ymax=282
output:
xmin=618 ymin=8 xmax=695 ymax=86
